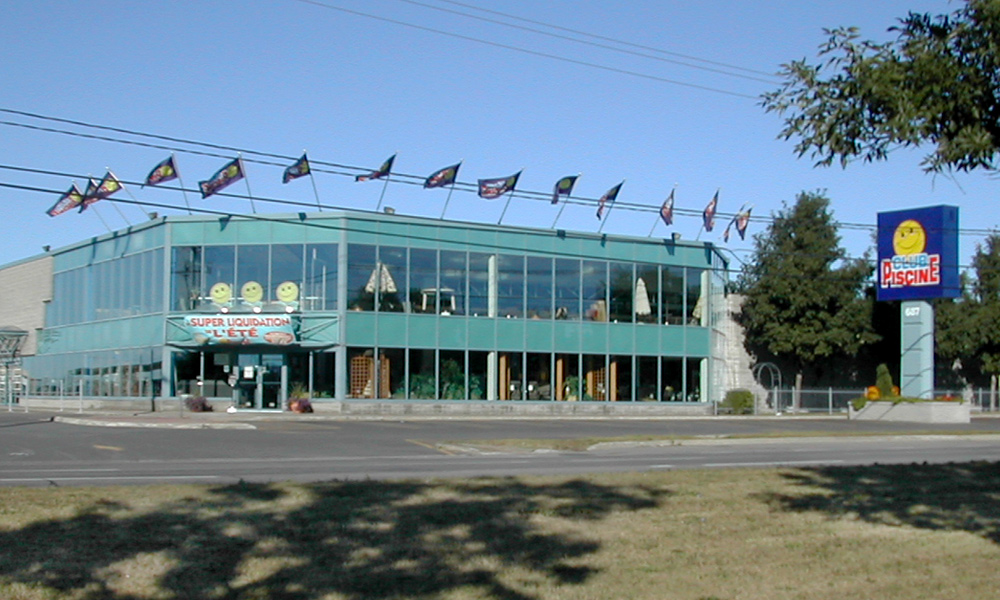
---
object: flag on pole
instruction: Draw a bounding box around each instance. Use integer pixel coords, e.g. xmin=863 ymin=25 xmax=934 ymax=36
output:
xmin=145 ymin=156 xmax=178 ymax=187
xmin=703 ymin=190 xmax=718 ymax=232
xmin=551 ymin=175 xmax=578 ymax=204
xmin=46 ymin=183 xmax=84 ymax=217
xmin=735 ymin=205 xmax=752 ymax=240
xmin=356 ymin=154 xmax=395 ymax=182
xmin=424 ymin=162 xmax=460 ymax=188
xmin=199 ymin=157 xmax=245 ymax=198
xmin=659 ymin=189 xmax=675 ymax=226
xmin=282 ymin=153 xmax=310 ymax=183
xmin=596 ymin=181 xmax=623 ymax=219
xmin=478 ymin=171 xmax=521 ymax=199
xmin=79 ymin=171 xmax=123 ymax=212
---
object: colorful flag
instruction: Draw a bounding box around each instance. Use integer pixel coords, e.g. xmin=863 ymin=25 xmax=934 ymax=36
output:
xmin=478 ymin=171 xmax=521 ymax=199
xmin=703 ymin=190 xmax=718 ymax=232
xmin=596 ymin=181 xmax=623 ymax=219
xmin=145 ymin=156 xmax=178 ymax=187
xmin=424 ymin=162 xmax=460 ymax=188
xmin=79 ymin=171 xmax=123 ymax=212
xmin=659 ymin=189 xmax=675 ymax=226
xmin=723 ymin=221 xmax=732 ymax=243
xmin=356 ymin=154 xmax=395 ymax=182
xmin=735 ymin=205 xmax=752 ymax=240
xmin=551 ymin=175 xmax=578 ymax=204
xmin=199 ymin=157 xmax=245 ymax=198
xmin=46 ymin=183 xmax=84 ymax=217
xmin=282 ymin=153 xmax=310 ymax=183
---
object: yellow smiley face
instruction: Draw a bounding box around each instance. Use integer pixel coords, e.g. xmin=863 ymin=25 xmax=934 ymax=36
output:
xmin=209 ymin=282 xmax=232 ymax=305
xmin=241 ymin=281 xmax=263 ymax=304
xmin=276 ymin=281 xmax=299 ymax=303
xmin=893 ymin=219 xmax=927 ymax=256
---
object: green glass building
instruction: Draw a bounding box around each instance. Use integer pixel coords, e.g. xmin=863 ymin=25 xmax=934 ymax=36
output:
xmin=16 ymin=209 xmax=729 ymax=411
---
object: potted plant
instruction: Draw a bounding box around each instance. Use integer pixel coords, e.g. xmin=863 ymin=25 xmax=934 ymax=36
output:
xmin=563 ymin=375 xmax=580 ymax=401
xmin=288 ymin=382 xmax=314 ymax=413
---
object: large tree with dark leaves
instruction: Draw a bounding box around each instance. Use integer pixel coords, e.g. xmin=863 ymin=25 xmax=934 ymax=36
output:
xmin=763 ymin=0 xmax=1000 ymax=174
xmin=737 ymin=191 xmax=879 ymax=386
xmin=936 ymin=234 xmax=1000 ymax=386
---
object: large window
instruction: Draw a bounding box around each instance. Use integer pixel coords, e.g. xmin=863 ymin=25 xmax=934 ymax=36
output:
xmin=378 ymin=247 xmax=407 ymax=312
xmin=526 ymin=256 xmax=553 ymax=319
xmin=582 ymin=260 xmax=607 ymax=322
xmin=347 ymin=244 xmax=376 ymax=311
xmin=497 ymin=254 xmax=524 ymax=318
xmin=468 ymin=252 xmax=491 ymax=317
xmin=609 ymin=262 xmax=633 ymax=323
xmin=554 ymin=258 xmax=580 ymax=320
xmin=409 ymin=249 xmax=438 ymax=314
xmin=304 ymin=244 xmax=337 ymax=311
xmin=440 ymin=250 xmax=467 ymax=316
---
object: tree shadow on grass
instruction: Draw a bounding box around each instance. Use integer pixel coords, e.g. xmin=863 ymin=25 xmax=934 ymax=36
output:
xmin=761 ymin=461 xmax=1000 ymax=544
xmin=0 ymin=477 xmax=667 ymax=599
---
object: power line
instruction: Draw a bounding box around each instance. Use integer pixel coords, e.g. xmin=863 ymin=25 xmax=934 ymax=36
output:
xmin=430 ymin=0 xmax=779 ymax=78
xmin=288 ymin=0 xmax=761 ymax=100
xmin=393 ymin=0 xmax=780 ymax=85
xmin=4 ymin=109 xmax=998 ymax=243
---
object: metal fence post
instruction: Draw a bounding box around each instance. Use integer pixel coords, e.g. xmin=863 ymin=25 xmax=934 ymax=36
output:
xmin=828 ymin=387 xmax=833 ymax=414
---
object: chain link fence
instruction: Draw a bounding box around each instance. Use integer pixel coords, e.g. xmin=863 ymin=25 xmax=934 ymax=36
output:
xmin=748 ymin=387 xmax=999 ymax=415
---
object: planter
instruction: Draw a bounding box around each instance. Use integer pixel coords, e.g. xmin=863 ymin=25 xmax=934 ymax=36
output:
xmin=848 ymin=400 xmax=970 ymax=424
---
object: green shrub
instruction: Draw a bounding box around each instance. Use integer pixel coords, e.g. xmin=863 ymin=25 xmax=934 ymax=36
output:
xmin=876 ymin=363 xmax=896 ymax=399
xmin=722 ymin=389 xmax=754 ymax=415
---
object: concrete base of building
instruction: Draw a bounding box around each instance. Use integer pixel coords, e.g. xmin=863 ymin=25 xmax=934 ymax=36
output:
xmin=17 ymin=396 xmax=715 ymax=417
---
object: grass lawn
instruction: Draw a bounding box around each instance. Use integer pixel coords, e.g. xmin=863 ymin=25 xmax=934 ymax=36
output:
xmin=1 ymin=461 xmax=998 ymax=599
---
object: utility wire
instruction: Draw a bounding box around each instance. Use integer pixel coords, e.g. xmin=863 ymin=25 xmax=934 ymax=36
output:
xmin=289 ymin=0 xmax=761 ymax=100
xmin=431 ymin=0 xmax=779 ymax=78
xmin=3 ymin=110 xmax=997 ymax=240
xmin=393 ymin=0 xmax=780 ymax=84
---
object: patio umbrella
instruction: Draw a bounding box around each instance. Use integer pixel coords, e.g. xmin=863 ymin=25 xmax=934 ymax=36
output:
xmin=634 ymin=277 xmax=652 ymax=316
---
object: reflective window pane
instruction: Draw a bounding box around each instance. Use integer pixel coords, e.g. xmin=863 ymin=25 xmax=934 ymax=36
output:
xmin=526 ymin=256 xmax=553 ymax=319
xmin=408 ymin=249 xmax=438 ymax=314
xmin=554 ymin=258 xmax=580 ymax=320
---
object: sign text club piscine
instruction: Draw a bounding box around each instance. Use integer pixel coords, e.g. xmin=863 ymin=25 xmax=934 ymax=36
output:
xmin=876 ymin=205 xmax=959 ymax=302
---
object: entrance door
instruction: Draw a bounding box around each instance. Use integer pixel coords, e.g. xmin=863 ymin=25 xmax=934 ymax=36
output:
xmin=235 ymin=354 xmax=287 ymax=410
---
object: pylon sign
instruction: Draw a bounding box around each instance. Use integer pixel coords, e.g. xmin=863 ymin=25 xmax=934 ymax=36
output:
xmin=877 ymin=205 xmax=959 ymax=302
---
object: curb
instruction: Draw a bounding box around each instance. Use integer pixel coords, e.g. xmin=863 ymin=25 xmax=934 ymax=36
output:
xmin=52 ymin=416 xmax=257 ymax=430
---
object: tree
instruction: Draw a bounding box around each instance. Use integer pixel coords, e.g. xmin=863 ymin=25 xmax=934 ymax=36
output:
xmin=936 ymin=234 xmax=1000 ymax=386
xmin=762 ymin=0 xmax=1000 ymax=174
xmin=737 ymin=191 xmax=879 ymax=386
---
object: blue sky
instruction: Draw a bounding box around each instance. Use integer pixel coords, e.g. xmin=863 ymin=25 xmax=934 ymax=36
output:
xmin=1 ymin=0 xmax=994 ymax=274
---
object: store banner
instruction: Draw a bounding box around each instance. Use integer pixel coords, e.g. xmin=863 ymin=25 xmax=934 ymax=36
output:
xmin=184 ymin=315 xmax=296 ymax=345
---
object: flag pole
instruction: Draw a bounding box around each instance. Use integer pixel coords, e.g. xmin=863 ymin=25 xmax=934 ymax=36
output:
xmin=113 ymin=169 xmax=153 ymax=221
xmin=374 ymin=150 xmax=396 ymax=213
xmin=440 ymin=183 xmax=456 ymax=220
xmin=497 ymin=193 xmax=514 ymax=225
xmin=496 ymin=168 xmax=523 ymax=225
xmin=240 ymin=154 xmax=257 ymax=213
xmin=648 ymin=184 xmax=676 ymax=237
xmin=551 ymin=172 xmax=580 ymax=229
xmin=92 ymin=172 xmax=131 ymax=226
xmin=171 ymin=153 xmax=193 ymax=215
xmin=305 ymin=149 xmax=322 ymax=212
xmin=88 ymin=205 xmax=114 ymax=233
xmin=596 ymin=179 xmax=623 ymax=234
xmin=439 ymin=159 xmax=461 ymax=220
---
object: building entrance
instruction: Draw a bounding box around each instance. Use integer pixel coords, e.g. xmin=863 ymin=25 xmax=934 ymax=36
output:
xmin=234 ymin=354 xmax=286 ymax=410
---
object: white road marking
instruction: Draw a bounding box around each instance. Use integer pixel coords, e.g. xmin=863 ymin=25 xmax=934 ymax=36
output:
xmin=704 ymin=459 xmax=845 ymax=468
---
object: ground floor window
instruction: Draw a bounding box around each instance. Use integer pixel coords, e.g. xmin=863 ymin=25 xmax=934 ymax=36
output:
xmin=344 ymin=347 xmax=706 ymax=402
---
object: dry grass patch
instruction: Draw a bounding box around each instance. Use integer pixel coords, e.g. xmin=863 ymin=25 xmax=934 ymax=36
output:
xmin=0 ymin=463 xmax=998 ymax=599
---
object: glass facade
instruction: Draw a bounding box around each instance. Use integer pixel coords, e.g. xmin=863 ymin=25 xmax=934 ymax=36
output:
xmin=23 ymin=211 xmax=726 ymax=406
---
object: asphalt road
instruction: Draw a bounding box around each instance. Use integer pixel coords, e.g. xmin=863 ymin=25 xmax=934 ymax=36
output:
xmin=3 ymin=411 xmax=1000 ymax=487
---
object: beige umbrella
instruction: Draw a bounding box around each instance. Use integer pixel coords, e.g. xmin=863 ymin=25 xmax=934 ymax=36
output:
xmin=634 ymin=277 xmax=652 ymax=316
